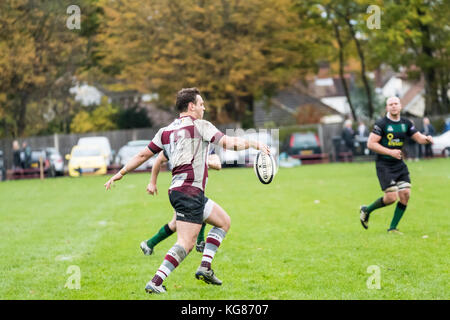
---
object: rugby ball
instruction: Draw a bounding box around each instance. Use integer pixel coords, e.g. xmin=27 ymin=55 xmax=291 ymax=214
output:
xmin=253 ymin=151 xmax=276 ymax=184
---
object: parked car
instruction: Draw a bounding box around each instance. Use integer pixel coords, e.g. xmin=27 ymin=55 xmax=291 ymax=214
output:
xmin=432 ymin=130 xmax=450 ymax=157
xmin=238 ymin=131 xmax=279 ymax=166
xmin=77 ymin=136 xmax=114 ymax=166
xmin=45 ymin=148 xmax=64 ymax=176
xmin=116 ymin=140 xmax=156 ymax=170
xmin=0 ymin=150 xmax=5 ymax=181
xmin=283 ymin=132 xmax=322 ymax=158
xmin=66 ymin=145 xmax=107 ymax=177
xmin=29 ymin=150 xmax=56 ymax=177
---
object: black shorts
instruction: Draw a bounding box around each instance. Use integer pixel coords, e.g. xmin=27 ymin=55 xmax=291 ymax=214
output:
xmin=168 ymin=189 xmax=208 ymax=225
xmin=376 ymin=160 xmax=410 ymax=192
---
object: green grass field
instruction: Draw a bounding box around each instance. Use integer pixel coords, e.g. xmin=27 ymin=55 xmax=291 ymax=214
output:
xmin=1 ymin=159 xmax=449 ymax=300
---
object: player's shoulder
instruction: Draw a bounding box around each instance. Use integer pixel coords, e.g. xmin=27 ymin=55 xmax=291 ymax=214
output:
xmin=374 ymin=116 xmax=387 ymax=127
xmin=156 ymin=125 xmax=168 ymax=135
xmin=194 ymin=118 xmax=212 ymax=126
xmin=372 ymin=116 xmax=386 ymax=135
xmin=400 ymin=117 xmax=415 ymax=126
xmin=193 ymin=118 xmax=217 ymax=131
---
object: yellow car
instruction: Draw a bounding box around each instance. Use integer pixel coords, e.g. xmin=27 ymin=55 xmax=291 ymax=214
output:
xmin=66 ymin=145 xmax=108 ymax=177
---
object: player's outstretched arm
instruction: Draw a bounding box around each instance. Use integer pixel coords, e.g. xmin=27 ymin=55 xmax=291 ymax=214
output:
xmin=147 ymin=152 xmax=168 ymax=196
xmin=367 ymin=133 xmax=402 ymax=160
xmin=411 ymin=132 xmax=434 ymax=145
xmin=104 ymin=147 xmax=155 ymax=190
xmin=218 ymin=135 xmax=270 ymax=155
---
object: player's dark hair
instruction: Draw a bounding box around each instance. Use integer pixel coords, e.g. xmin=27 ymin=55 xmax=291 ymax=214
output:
xmin=175 ymin=88 xmax=200 ymax=112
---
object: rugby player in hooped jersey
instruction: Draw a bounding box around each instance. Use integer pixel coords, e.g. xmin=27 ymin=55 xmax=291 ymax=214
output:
xmin=104 ymin=88 xmax=269 ymax=293
xmin=359 ymin=96 xmax=433 ymax=234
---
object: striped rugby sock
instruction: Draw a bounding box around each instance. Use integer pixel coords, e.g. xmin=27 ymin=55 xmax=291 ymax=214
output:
xmin=151 ymin=243 xmax=187 ymax=286
xmin=201 ymin=227 xmax=227 ymax=270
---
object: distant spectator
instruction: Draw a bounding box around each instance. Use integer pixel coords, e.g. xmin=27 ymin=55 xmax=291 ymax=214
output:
xmin=444 ymin=117 xmax=450 ymax=133
xmin=12 ymin=140 xmax=21 ymax=169
xmin=341 ymin=119 xmax=355 ymax=154
xmin=422 ymin=117 xmax=435 ymax=158
xmin=20 ymin=141 xmax=32 ymax=169
xmin=357 ymin=121 xmax=369 ymax=138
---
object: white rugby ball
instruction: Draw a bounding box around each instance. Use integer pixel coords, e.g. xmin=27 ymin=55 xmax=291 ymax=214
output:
xmin=253 ymin=152 xmax=276 ymax=184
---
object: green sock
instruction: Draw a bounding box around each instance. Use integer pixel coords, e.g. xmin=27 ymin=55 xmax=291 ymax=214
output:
xmin=367 ymin=197 xmax=386 ymax=214
xmin=389 ymin=202 xmax=407 ymax=230
xmin=197 ymin=223 xmax=206 ymax=244
xmin=147 ymin=224 xmax=174 ymax=248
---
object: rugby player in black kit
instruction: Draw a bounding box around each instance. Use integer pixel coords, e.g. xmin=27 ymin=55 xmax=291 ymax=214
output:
xmin=359 ymin=97 xmax=433 ymax=234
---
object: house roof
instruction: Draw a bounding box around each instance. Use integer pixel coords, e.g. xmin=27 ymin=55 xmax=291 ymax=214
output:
xmin=253 ymin=87 xmax=341 ymax=127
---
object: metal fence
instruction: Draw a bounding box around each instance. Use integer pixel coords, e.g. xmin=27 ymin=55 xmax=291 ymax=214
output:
xmin=0 ymin=128 xmax=159 ymax=170
xmin=0 ymin=122 xmax=345 ymax=170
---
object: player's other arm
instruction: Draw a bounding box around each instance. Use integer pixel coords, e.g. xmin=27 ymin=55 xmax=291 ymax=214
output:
xmin=147 ymin=152 xmax=168 ymax=195
xmin=207 ymin=154 xmax=221 ymax=170
xmin=367 ymin=133 xmax=402 ymax=160
xmin=218 ymin=135 xmax=270 ymax=155
xmin=104 ymin=147 xmax=154 ymax=190
xmin=411 ymin=132 xmax=433 ymax=145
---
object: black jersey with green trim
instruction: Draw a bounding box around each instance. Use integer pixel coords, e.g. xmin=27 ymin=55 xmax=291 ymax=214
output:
xmin=372 ymin=116 xmax=418 ymax=162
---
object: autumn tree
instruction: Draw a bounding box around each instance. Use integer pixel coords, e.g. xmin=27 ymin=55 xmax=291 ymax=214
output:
xmin=95 ymin=0 xmax=318 ymax=124
xmin=366 ymin=0 xmax=450 ymax=115
xmin=70 ymin=96 xmax=118 ymax=133
xmin=0 ymin=0 xmax=97 ymax=138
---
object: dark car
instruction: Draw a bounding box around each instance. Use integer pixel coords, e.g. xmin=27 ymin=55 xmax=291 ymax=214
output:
xmin=29 ymin=150 xmax=56 ymax=177
xmin=283 ymin=132 xmax=325 ymax=163
xmin=0 ymin=150 xmax=5 ymax=181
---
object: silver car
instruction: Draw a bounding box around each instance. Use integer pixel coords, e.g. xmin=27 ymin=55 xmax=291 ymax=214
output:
xmin=45 ymin=148 xmax=64 ymax=176
xmin=116 ymin=140 xmax=157 ymax=170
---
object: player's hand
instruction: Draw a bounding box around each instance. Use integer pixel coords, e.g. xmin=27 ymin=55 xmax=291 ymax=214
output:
xmin=425 ymin=135 xmax=433 ymax=144
xmin=257 ymin=142 xmax=270 ymax=155
xmin=147 ymin=182 xmax=158 ymax=195
xmin=104 ymin=173 xmax=123 ymax=190
xmin=390 ymin=149 xmax=402 ymax=160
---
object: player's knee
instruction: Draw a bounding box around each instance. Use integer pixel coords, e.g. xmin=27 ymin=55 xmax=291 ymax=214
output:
xmin=383 ymin=192 xmax=398 ymax=205
xmin=399 ymin=190 xmax=410 ymax=203
xmin=222 ymin=214 xmax=231 ymax=232
xmin=168 ymin=220 xmax=177 ymax=231
xmin=179 ymin=240 xmax=195 ymax=254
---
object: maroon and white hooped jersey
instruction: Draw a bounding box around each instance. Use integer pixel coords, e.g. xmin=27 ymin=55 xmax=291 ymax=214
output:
xmin=148 ymin=115 xmax=224 ymax=193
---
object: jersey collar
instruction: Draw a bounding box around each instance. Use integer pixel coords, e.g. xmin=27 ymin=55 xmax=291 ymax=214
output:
xmin=386 ymin=112 xmax=401 ymax=122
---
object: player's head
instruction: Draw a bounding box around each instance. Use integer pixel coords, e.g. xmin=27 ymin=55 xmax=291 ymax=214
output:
xmin=386 ymin=96 xmax=402 ymax=116
xmin=176 ymin=87 xmax=205 ymax=119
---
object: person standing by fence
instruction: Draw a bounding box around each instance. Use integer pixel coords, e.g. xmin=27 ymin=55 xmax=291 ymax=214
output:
xmin=12 ymin=140 xmax=21 ymax=170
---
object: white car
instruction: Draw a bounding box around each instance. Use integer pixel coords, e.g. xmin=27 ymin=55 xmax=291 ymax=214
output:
xmin=431 ymin=131 xmax=450 ymax=157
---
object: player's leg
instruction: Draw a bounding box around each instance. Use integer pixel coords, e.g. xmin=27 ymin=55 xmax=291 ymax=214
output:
xmin=196 ymin=223 xmax=207 ymax=252
xmin=146 ymin=221 xmax=202 ymax=294
xmin=196 ymin=197 xmax=213 ymax=252
xmin=388 ymin=181 xmax=411 ymax=233
xmin=360 ymin=164 xmax=396 ymax=229
xmin=140 ymin=212 xmax=177 ymax=255
xmin=146 ymin=190 xmax=204 ymax=294
xmin=195 ymin=200 xmax=230 ymax=285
